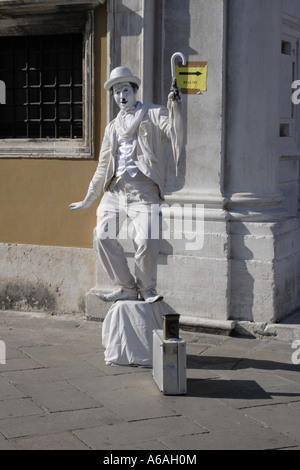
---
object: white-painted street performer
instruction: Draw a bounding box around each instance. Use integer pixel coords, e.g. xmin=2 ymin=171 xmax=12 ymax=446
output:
xmin=69 ymin=66 xmax=183 ymax=304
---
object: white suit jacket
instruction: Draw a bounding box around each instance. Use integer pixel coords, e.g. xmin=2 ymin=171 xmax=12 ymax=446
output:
xmin=86 ymin=100 xmax=183 ymax=203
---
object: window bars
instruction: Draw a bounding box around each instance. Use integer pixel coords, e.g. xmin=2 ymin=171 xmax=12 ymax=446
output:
xmin=0 ymin=34 xmax=83 ymax=139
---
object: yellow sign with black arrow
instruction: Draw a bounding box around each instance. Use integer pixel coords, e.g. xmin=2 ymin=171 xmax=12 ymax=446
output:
xmin=175 ymin=62 xmax=207 ymax=95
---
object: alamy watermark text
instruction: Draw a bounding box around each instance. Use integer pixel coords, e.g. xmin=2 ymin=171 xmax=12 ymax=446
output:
xmin=0 ymin=341 xmax=6 ymax=365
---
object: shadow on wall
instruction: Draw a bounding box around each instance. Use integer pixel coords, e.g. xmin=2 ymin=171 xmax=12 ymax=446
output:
xmin=162 ymin=0 xmax=197 ymax=195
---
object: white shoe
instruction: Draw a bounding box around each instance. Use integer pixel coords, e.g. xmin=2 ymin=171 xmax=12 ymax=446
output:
xmin=95 ymin=287 xmax=138 ymax=302
xmin=141 ymin=289 xmax=163 ymax=303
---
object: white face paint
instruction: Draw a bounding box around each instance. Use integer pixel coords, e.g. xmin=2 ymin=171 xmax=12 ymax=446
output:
xmin=113 ymin=82 xmax=137 ymax=112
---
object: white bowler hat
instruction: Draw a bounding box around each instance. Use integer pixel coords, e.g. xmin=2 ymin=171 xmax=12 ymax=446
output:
xmin=104 ymin=66 xmax=141 ymax=91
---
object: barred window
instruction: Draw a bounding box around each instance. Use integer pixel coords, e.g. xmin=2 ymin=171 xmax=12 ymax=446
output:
xmin=0 ymin=33 xmax=83 ymax=139
xmin=0 ymin=4 xmax=96 ymax=159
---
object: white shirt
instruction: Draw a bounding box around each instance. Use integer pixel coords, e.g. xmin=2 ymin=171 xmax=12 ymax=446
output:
xmin=115 ymin=103 xmax=141 ymax=178
xmin=116 ymin=135 xmax=139 ymax=178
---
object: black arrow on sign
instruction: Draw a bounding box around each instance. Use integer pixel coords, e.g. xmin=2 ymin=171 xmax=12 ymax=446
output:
xmin=179 ymin=71 xmax=202 ymax=76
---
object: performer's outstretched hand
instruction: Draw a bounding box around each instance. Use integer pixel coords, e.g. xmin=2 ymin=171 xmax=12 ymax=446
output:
xmin=69 ymin=201 xmax=88 ymax=210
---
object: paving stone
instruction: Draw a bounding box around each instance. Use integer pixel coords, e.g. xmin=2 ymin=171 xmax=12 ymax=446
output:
xmin=0 ymin=325 xmax=58 ymax=348
xmin=270 ymin=367 xmax=300 ymax=385
xmin=289 ymin=400 xmax=300 ymax=411
xmin=208 ymin=377 xmax=300 ymax=410
xmin=216 ymin=368 xmax=296 ymax=394
xmin=242 ymin=403 xmax=300 ymax=444
xmin=0 ymin=375 xmax=27 ymax=400
xmin=111 ymin=439 xmax=170 ymax=450
xmin=69 ymin=372 xmax=179 ymax=421
xmin=73 ymin=351 xmax=111 ymax=372
xmin=159 ymin=421 xmax=298 ymax=450
xmin=162 ymin=396 xmax=258 ymax=432
xmin=0 ymin=356 xmax=43 ymax=372
xmin=0 ymin=407 xmax=120 ymax=439
xmin=185 ymin=376 xmax=268 ymax=403
xmin=0 ymin=397 xmax=43 ymax=419
xmin=2 ymin=342 xmax=31 ymax=360
xmin=73 ymin=416 xmax=207 ymax=449
xmin=19 ymin=345 xmax=88 ymax=368
xmin=70 ymin=368 xmax=153 ymax=394
xmin=2 ymin=363 xmax=104 ymax=385
xmin=15 ymin=380 xmax=102 ymax=413
xmin=240 ymin=347 xmax=295 ymax=366
xmin=0 ymin=432 xmax=16 ymax=450
xmin=11 ymin=431 xmax=91 ymax=450
xmin=58 ymin=334 xmax=103 ymax=355
xmin=199 ymin=345 xmax=253 ymax=360
xmin=221 ymin=336 xmax=263 ymax=351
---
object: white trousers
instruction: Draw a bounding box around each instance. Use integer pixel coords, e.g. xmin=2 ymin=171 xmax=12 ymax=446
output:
xmin=95 ymin=171 xmax=162 ymax=292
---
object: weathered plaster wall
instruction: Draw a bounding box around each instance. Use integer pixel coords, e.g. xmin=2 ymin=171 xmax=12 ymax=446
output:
xmin=0 ymin=244 xmax=97 ymax=314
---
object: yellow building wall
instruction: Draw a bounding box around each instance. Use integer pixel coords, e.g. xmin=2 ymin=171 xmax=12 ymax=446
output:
xmin=0 ymin=6 xmax=107 ymax=249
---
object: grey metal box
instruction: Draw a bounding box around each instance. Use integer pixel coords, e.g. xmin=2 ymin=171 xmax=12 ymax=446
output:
xmin=152 ymin=329 xmax=187 ymax=395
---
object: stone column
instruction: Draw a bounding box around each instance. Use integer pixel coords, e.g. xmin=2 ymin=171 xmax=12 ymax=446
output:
xmin=225 ymin=0 xmax=284 ymax=220
xmin=158 ymin=0 xmax=230 ymax=322
xmin=225 ymin=0 xmax=300 ymax=323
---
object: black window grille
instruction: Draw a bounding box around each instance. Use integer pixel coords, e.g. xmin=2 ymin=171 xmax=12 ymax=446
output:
xmin=0 ymin=34 xmax=83 ymax=139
